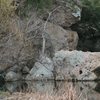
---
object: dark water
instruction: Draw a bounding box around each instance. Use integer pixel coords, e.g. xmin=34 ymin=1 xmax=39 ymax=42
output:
xmin=0 ymin=81 xmax=100 ymax=100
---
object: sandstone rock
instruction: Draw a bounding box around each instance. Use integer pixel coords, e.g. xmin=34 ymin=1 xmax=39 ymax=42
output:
xmin=46 ymin=22 xmax=79 ymax=51
xmin=22 ymin=66 xmax=30 ymax=74
xmin=26 ymin=56 xmax=54 ymax=80
xmin=5 ymin=71 xmax=21 ymax=81
xmin=7 ymin=65 xmax=21 ymax=73
xmin=53 ymin=50 xmax=100 ymax=80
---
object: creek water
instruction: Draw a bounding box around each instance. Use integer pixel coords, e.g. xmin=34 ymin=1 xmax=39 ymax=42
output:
xmin=0 ymin=80 xmax=100 ymax=100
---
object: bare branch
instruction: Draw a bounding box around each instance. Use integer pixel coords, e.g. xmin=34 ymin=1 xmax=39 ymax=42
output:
xmin=42 ymin=6 xmax=61 ymax=55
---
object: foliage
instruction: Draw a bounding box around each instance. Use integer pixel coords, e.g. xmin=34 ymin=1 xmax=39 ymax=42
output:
xmin=80 ymin=0 xmax=100 ymax=33
xmin=82 ymin=0 xmax=100 ymax=8
xmin=71 ymin=0 xmax=100 ymax=51
xmin=0 ymin=0 xmax=16 ymax=33
xmin=81 ymin=0 xmax=100 ymax=22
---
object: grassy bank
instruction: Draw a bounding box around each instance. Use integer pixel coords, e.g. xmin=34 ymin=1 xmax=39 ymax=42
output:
xmin=4 ymin=84 xmax=86 ymax=100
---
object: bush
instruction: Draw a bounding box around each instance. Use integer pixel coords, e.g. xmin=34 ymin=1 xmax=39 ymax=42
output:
xmin=81 ymin=0 xmax=100 ymax=32
xmin=81 ymin=0 xmax=100 ymax=21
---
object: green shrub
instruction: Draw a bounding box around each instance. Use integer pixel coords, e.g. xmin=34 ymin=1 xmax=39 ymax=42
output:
xmin=81 ymin=0 xmax=100 ymax=32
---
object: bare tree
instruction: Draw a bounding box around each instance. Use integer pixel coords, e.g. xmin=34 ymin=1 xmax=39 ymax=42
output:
xmin=42 ymin=6 xmax=61 ymax=55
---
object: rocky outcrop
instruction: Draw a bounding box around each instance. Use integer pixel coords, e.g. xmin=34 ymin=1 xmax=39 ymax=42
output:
xmin=5 ymin=71 xmax=21 ymax=81
xmin=0 ymin=0 xmax=81 ymax=77
xmin=53 ymin=50 xmax=100 ymax=80
xmin=0 ymin=17 xmax=79 ymax=82
xmin=0 ymin=19 xmax=40 ymax=72
xmin=46 ymin=22 xmax=79 ymax=51
xmin=26 ymin=56 xmax=54 ymax=80
xmin=25 ymin=50 xmax=100 ymax=81
xmin=42 ymin=1 xmax=81 ymax=28
xmin=0 ymin=19 xmax=79 ymax=73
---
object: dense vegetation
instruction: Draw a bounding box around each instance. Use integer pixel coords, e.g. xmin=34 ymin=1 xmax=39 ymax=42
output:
xmin=81 ymin=0 xmax=100 ymax=32
xmin=70 ymin=0 xmax=100 ymax=51
xmin=0 ymin=0 xmax=100 ymax=36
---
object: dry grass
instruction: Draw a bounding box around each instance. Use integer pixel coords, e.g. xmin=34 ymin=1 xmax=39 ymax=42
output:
xmin=6 ymin=92 xmax=77 ymax=100
xmin=0 ymin=0 xmax=25 ymax=44
xmin=5 ymin=84 xmax=87 ymax=100
xmin=0 ymin=0 xmax=23 ymax=38
xmin=0 ymin=0 xmax=16 ymax=33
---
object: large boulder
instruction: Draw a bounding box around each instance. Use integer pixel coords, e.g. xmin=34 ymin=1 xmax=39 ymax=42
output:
xmin=46 ymin=22 xmax=79 ymax=51
xmin=5 ymin=71 xmax=21 ymax=81
xmin=53 ymin=50 xmax=100 ymax=80
xmin=26 ymin=56 xmax=54 ymax=80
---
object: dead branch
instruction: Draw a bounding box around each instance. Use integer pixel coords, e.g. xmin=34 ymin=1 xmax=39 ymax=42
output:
xmin=42 ymin=6 xmax=61 ymax=55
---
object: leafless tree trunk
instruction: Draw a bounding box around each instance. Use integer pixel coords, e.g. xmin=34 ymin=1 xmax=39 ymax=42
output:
xmin=42 ymin=6 xmax=61 ymax=55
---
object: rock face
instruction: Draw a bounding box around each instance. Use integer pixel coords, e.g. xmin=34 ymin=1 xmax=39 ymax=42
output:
xmin=25 ymin=50 xmax=100 ymax=81
xmin=5 ymin=71 xmax=21 ymax=81
xmin=26 ymin=56 xmax=54 ymax=80
xmin=0 ymin=19 xmax=40 ymax=72
xmin=0 ymin=20 xmax=79 ymax=73
xmin=53 ymin=50 xmax=100 ymax=80
xmin=46 ymin=22 xmax=79 ymax=51
xmin=0 ymin=0 xmax=81 ymax=79
xmin=0 ymin=15 xmax=47 ymax=72
xmin=42 ymin=2 xmax=81 ymax=28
